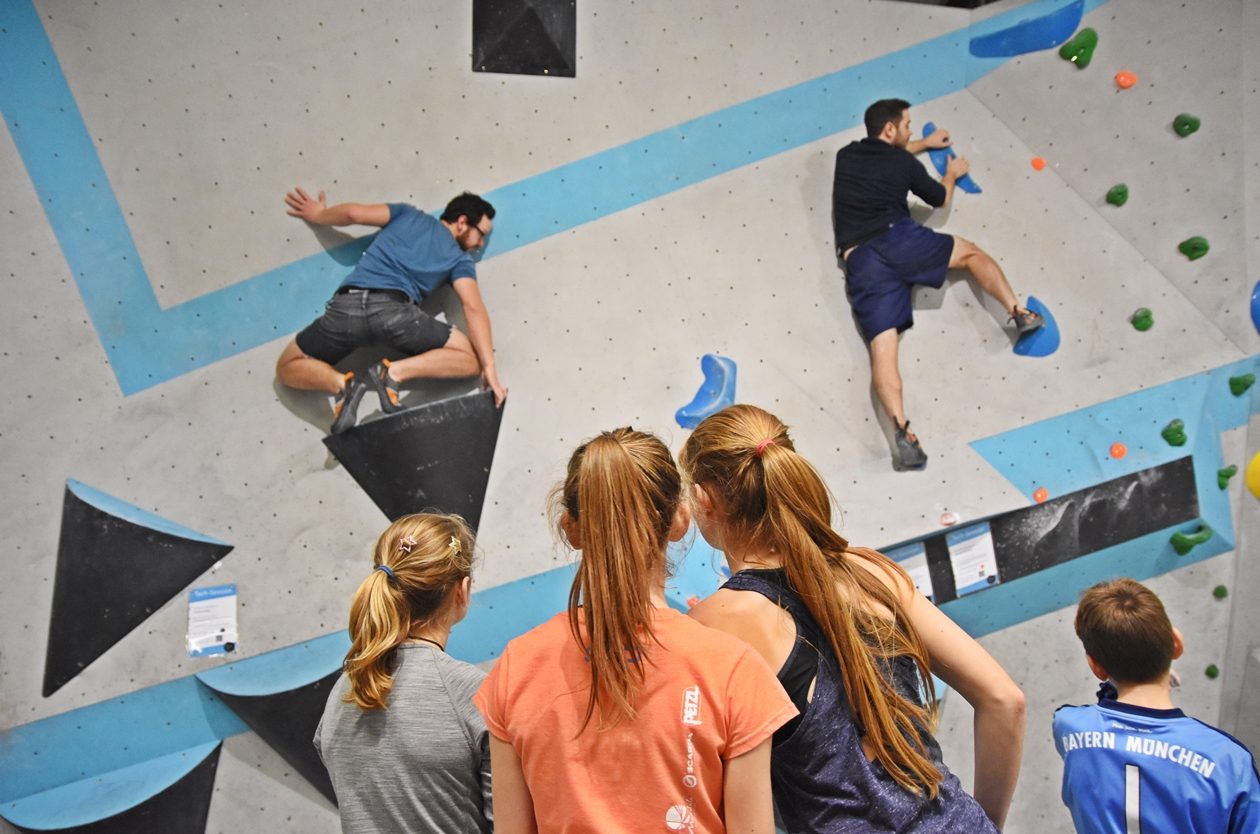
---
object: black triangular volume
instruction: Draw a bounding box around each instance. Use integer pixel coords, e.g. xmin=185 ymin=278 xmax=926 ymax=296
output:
xmin=207 ymin=673 xmax=340 ymax=805
xmin=473 ymin=0 xmax=575 ymax=77
xmin=43 ymin=483 xmax=234 ymax=697
xmin=8 ymin=744 xmax=222 ymax=834
xmin=324 ymin=390 xmax=506 ymax=530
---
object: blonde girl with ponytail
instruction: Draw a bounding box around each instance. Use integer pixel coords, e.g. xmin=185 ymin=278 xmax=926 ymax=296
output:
xmin=474 ymin=428 xmax=798 ymax=834
xmin=314 ymin=513 xmax=492 ymax=834
xmin=681 ymin=405 xmax=1026 ymax=834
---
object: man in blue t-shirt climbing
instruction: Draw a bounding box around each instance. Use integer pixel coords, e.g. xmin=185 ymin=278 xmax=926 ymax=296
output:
xmin=1054 ymin=578 xmax=1259 ymax=833
xmin=276 ymin=188 xmax=507 ymax=433
xmin=833 ymin=99 xmax=1042 ymax=471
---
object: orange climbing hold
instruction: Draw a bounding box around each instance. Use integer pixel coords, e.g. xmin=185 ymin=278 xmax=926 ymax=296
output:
xmin=1031 ymin=156 xmax=1047 ymax=171
xmin=1110 ymin=442 xmax=1128 ymax=459
xmin=1114 ymin=71 xmax=1138 ymax=89
xmin=1033 ymin=487 xmax=1049 ymax=503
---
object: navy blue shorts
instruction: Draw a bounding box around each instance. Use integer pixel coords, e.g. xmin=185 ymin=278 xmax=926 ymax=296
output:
xmin=843 ymin=218 xmax=955 ymax=342
xmin=295 ymin=288 xmax=452 ymax=364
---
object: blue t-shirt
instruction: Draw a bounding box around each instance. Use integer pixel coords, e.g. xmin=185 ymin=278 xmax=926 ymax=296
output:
xmin=1054 ymin=686 xmax=1260 ymax=833
xmin=339 ymin=204 xmax=476 ymax=303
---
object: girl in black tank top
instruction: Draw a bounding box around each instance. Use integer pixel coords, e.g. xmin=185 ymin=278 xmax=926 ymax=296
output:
xmin=680 ymin=405 xmax=1026 ymax=833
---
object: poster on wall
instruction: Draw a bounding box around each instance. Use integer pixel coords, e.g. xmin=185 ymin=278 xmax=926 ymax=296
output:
xmin=886 ymin=541 xmax=934 ymax=601
xmin=946 ymin=522 xmax=1000 ymax=597
xmin=187 ymin=584 xmax=238 ymax=657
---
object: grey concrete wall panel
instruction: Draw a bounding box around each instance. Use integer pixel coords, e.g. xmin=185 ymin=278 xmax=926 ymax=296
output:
xmin=44 ymin=481 xmax=233 ymax=697
xmin=322 ymin=390 xmax=506 ymax=528
xmin=968 ymin=0 xmax=1257 ymax=352
xmin=474 ymin=0 xmax=577 ymax=77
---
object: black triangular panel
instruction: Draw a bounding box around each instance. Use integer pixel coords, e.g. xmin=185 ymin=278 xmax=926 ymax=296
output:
xmin=9 ymin=744 xmax=221 ymax=834
xmin=473 ymin=0 xmax=575 ymax=77
xmin=207 ymin=674 xmax=339 ymax=805
xmin=43 ymin=484 xmax=234 ymax=696
xmin=324 ymin=390 xmax=506 ymax=530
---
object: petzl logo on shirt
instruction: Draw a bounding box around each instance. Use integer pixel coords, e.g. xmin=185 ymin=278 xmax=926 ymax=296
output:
xmin=682 ymin=685 xmax=702 ymax=726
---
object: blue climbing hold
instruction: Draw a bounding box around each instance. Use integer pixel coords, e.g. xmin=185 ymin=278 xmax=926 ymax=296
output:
xmin=923 ymin=123 xmax=981 ymax=195
xmin=676 ymin=354 xmax=738 ymax=429
xmin=1014 ymin=296 xmax=1060 ymax=358
xmin=968 ymin=0 xmax=1084 ymax=58
xmin=1251 ymin=279 xmax=1260 ymax=336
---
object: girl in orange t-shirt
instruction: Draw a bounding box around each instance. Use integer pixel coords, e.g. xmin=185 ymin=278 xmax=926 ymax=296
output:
xmin=474 ymin=428 xmax=797 ymax=834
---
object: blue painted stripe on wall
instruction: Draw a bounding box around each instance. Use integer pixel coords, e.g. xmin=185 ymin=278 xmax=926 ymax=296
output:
xmin=2 ymin=741 xmax=220 ymax=829
xmin=66 ymin=479 xmax=231 ymax=546
xmin=970 ymin=358 xmax=1257 ymax=508
xmin=962 ymin=357 xmax=1257 ymax=633
xmin=0 ymin=677 xmax=244 ymax=804
xmin=0 ymin=0 xmax=1105 ymax=394
xmin=195 ymin=632 xmax=349 ymax=698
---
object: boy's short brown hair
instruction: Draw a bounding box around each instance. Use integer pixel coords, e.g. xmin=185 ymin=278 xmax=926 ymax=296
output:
xmin=1074 ymin=578 xmax=1175 ymax=685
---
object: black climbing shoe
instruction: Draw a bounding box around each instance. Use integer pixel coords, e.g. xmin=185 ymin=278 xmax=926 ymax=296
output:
xmin=369 ymin=360 xmax=405 ymax=414
xmin=330 ymin=373 xmax=368 ymax=434
xmin=894 ymin=421 xmax=928 ymax=471
xmin=1010 ymin=307 xmax=1045 ymax=335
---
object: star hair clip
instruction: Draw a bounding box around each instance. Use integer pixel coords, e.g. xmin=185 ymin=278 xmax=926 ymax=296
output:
xmin=398 ymin=535 xmax=417 ymax=554
xmin=448 ymin=535 xmax=461 ymax=556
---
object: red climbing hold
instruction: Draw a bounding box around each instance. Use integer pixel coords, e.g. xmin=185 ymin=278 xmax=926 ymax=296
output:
xmin=1114 ymin=71 xmax=1137 ymax=89
xmin=1110 ymin=442 xmax=1128 ymax=459
xmin=1033 ymin=487 xmax=1049 ymax=503
xmin=1031 ymin=156 xmax=1047 ymax=171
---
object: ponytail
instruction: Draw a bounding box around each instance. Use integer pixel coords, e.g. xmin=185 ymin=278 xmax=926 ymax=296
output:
xmin=682 ymin=405 xmax=943 ymax=797
xmin=555 ymin=429 xmax=681 ymax=732
xmin=343 ymin=513 xmax=475 ymax=710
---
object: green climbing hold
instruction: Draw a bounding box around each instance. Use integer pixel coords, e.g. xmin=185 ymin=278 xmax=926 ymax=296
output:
xmin=1059 ymin=28 xmax=1098 ymax=69
xmin=1130 ymin=308 xmax=1153 ymax=331
xmin=1213 ymin=584 xmax=1229 ymax=600
xmin=1218 ymin=465 xmax=1238 ymax=489
xmin=1106 ymin=184 xmax=1129 ymax=206
xmin=1173 ymin=113 xmax=1201 ymax=137
xmin=1229 ymin=373 xmax=1255 ymax=396
xmin=1205 ymin=664 xmax=1219 ymax=680
xmin=1161 ymin=419 xmax=1187 ymax=447
xmin=1171 ymin=523 xmax=1212 ymax=556
xmin=1178 ymin=236 xmax=1209 ymax=260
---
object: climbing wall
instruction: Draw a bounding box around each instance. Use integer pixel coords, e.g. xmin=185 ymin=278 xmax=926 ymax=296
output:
xmin=1 ymin=0 xmax=1255 ymax=832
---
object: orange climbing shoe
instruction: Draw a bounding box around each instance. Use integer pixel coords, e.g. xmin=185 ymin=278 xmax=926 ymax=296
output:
xmin=330 ymin=372 xmax=368 ymax=434
xmin=369 ymin=360 xmax=405 ymax=414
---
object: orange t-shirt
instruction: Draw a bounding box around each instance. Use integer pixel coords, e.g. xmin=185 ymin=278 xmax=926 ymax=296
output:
xmin=474 ymin=608 xmax=797 ymax=834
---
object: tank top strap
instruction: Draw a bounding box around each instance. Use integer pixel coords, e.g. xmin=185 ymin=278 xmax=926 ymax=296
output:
xmin=722 ymin=569 xmax=824 ymax=644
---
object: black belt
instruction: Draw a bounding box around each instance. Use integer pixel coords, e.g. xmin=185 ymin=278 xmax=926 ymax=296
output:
xmin=336 ymin=286 xmax=412 ymax=305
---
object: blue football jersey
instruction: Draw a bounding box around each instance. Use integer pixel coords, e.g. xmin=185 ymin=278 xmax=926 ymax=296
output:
xmin=1053 ymin=687 xmax=1260 ymax=833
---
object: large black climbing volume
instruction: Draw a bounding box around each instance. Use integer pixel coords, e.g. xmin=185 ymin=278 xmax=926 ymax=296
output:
xmin=44 ymin=483 xmax=233 ymax=697
xmin=324 ymin=390 xmax=506 ymax=529
xmin=473 ymin=0 xmax=576 ymax=77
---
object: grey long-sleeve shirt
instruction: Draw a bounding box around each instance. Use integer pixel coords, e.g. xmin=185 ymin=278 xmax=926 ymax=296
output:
xmin=315 ymin=644 xmax=493 ymax=834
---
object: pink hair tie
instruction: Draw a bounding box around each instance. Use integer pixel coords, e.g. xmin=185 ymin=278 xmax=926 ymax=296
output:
xmin=755 ymin=439 xmax=777 ymax=457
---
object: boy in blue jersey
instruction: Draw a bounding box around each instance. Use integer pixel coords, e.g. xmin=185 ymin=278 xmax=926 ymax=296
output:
xmin=276 ymin=188 xmax=507 ymax=433
xmin=1054 ymin=578 xmax=1259 ymax=833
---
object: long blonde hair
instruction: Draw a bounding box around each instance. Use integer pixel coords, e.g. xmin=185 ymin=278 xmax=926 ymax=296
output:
xmin=555 ymin=428 xmax=682 ymax=733
xmin=680 ymin=405 xmax=942 ymax=797
xmin=343 ymin=513 xmax=475 ymax=710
